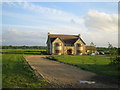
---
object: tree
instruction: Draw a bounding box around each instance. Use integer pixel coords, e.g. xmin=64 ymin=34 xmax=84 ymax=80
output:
xmin=108 ymin=42 xmax=119 ymax=64
xmin=90 ymin=42 xmax=96 ymax=47
xmin=108 ymin=42 xmax=117 ymax=55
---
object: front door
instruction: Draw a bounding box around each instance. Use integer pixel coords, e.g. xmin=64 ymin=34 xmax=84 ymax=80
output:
xmin=67 ymin=49 xmax=72 ymax=55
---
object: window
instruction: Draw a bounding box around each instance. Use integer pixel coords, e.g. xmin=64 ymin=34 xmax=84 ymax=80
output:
xmin=77 ymin=50 xmax=81 ymax=53
xmin=55 ymin=50 xmax=61 ymax=53
xmin=55 ymin=43 xmax=61 ymax=46
xmin=77 ymin=43 xmax=81 ymax=47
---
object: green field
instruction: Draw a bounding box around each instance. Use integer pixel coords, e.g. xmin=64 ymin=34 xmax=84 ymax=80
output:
xmin=1 ymin=49 xmax=47 ymax=55
xmin=52 ymin=56 xmax=120 ymax=77
xmin=2 ymin=49 xmax=51 ymax=88
xmin=2 ymin=49 xmax=46 ymax=52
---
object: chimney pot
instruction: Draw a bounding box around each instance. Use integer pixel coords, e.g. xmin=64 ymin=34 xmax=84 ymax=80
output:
xmin=48 ymin=32 xmax=50 ymax=35
xmin=78 ymin=34 xmax=80 ymax=37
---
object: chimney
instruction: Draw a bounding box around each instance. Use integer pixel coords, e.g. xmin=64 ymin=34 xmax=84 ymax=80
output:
xmin=78 ymin=34 xmax=80 ymax=37
xmin=48 ymin=32 xmax=50 ymax=35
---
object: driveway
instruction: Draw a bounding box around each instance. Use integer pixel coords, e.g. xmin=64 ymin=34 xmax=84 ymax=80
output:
xmin=24 ymin=55 xmax=119 ymax=88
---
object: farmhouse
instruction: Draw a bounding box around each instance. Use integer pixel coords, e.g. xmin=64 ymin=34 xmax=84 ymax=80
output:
xmin=46 ymin=32 xmax=96 ymax=55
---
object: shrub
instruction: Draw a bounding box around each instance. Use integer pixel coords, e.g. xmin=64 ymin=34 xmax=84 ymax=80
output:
xmin=110 ymin=56 xmax=120 ymax=64
xmin=46 ymin=56 xmax=57 ymax=61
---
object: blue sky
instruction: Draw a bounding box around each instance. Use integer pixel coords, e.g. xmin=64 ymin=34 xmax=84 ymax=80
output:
xmin=2 ymin=2 xmax=118 ymax=47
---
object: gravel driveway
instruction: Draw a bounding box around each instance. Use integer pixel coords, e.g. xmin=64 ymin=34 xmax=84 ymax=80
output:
xmin=24 ymin=55 xmax=119 ymax=88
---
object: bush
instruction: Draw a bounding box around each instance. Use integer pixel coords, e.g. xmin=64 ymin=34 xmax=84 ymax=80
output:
xmin=110 ymin=56 xmax=120 ymax=64
xmin=46 ymin=56 xmax=57 ymax=61
xmin=87 ymin=52 xmax=92 ymax=55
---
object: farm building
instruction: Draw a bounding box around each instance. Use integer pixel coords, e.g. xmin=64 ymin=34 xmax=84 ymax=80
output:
xmin=85 ymin=46 xmax=96 ymax=53
xmin=46 ymin=32 xmax=96 ymax=55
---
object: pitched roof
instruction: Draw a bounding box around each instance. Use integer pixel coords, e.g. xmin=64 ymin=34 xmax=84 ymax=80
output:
xmin=48 ymin=34 xmax=86 ymax=45
xmin=85 ymin=46 xmax=96 ymax=50
xmin=63 ymin=38 xmax=78 ymax=45
xmin=49 ymin=34 xmax=79 ymax=39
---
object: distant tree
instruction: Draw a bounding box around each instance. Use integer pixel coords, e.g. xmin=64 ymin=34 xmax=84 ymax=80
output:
xmin=2 ymin=45 xmax=47 ymax=49
xmin=90 ymin=42 xmax=96 ymax=47
xmin=108 ymin=42 xmax=119 ymax=64
xmin=108 ymin=42 xmax=117 ymax=55
xmin=108 ymin=42 xmax=113 ymax=49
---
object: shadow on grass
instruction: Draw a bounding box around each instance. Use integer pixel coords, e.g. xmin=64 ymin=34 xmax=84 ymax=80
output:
xmin=90 ymin=73 xmax=119 ymax=86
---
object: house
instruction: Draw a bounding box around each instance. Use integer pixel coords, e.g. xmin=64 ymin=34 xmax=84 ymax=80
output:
xmin=46 ymin=32 xmax=86 ymax=55
xmin=46 ymin=33 xmax=96 ymax=55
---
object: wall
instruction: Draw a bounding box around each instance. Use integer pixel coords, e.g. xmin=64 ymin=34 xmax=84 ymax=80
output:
xmin=47 ymin=37 xmax=52 ymax=54
xmin=74 ymin=39 xmax=86 ymax=55
xmin=52 ymin=38 xmax=64 ymax=55
xmin=64 ymin=46 xmax=74 ymax=55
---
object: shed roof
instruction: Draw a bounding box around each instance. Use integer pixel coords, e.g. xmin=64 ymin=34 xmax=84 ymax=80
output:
xmin=85 ymin=46 xmax=96 ymax=50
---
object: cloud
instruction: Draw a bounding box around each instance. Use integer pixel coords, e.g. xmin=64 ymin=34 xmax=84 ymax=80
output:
xmin=82 ymin=31 xmax=118 ymax=47
xmin=84 ymin=10 xmax=118 ymax=32
xmin=2 ymin=29 xmax=47 ymax=46
xmin=2 ymin=24 xmax=86 ymax=35
xmin=2 ymin=25 xmax=118 ymax=47
xmin=3 ymin=2 xmax=84 ymax=24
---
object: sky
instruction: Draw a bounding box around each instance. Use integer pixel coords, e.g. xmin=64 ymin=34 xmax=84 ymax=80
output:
xmin=1 ymin=2 xmax=118 ymax=47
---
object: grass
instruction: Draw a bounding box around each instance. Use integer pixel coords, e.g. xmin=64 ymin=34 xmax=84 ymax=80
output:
xmin=2 ymin=54 xmax=50 ymax=88
xmin=51 ymin=56 xmax=120 ymax=77
xmin=1 ymin=49 xmax=47 ymax=55
xmin=2 ymin=49 xmax=51 ymax=88
xmin=1 ymin=49 xmax=46 ymax=52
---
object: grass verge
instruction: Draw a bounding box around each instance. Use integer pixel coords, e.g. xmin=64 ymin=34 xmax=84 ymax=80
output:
xmin=2 ymin=54 xmax=50 ymax=88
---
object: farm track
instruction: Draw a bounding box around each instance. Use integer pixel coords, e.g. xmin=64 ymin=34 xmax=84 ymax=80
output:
xmin=24 ymin=55 xmax=119 ymax=88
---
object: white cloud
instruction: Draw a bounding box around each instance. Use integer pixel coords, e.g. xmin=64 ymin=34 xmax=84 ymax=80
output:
xmin=4 ymin=2 xmax=84 ymax=24
xmin=82 ymin=31 xmax=118 ymax=47
xmin=83 ymin=10 xmax=118 ymax=47
xmin=2 ymin=24 xmax=86 ymax=34
xmin=2 ymin=29 xmax=47 ymax=46
xmin=84 ymin=10 xmax=118 ymax=32
xmin=2 ymin=24 xmax=118 ymax=47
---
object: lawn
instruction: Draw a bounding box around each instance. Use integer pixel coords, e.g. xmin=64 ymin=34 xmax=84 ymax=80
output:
xmin=2 ymin=49 xmax=46 ymax=52
xmin=52 ymin=56 xmax=120 ymax=77
xmin=2 ymin=49 xmax=51 ymax=88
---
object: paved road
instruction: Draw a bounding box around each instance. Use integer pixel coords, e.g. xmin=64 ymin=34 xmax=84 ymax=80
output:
xmin=24 ymin=55 xmax=119 ymax=88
